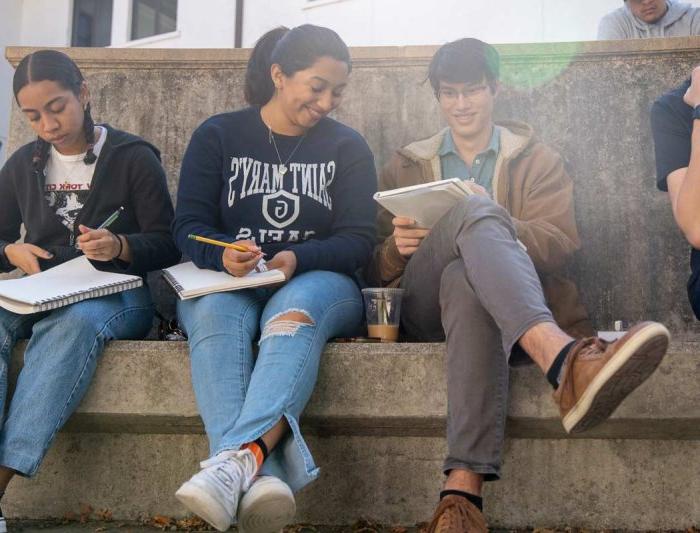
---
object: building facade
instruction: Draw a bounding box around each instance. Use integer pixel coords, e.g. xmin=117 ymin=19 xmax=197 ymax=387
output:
xmin=3 ymin=0 xmax=700 ymax=161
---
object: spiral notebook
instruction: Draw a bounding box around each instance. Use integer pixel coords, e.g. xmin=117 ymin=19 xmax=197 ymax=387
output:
xmin=0 ymin=256 xmax=143 ymax=315
xmin=373 ymin=178 xmax=474 ymax=228
xmin=375 ymin=177 xmax=526 ymax=250
xmin=162 ymin=261 xmax=285 ymax=300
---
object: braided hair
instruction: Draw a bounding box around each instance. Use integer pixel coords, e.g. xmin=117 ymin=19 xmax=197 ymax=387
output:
xmin=13 ymin=50 xmax=97 ymax=174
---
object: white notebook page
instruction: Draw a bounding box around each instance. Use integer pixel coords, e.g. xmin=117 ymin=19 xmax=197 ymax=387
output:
xmin=0 ymin=256 xmax=141 ymax=308
xmin=163 ymin=261 xmax=285 ymax=299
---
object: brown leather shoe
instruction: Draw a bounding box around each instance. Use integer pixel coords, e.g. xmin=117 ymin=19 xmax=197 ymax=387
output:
xmin=427 ymin=495 xmax=487 ymax=533
xmin=554 ymin=321 xmax=670 ymax=434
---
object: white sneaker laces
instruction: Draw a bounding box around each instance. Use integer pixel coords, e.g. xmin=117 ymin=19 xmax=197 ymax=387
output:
xmin=200 ymin=448 xmax=258 ymax=493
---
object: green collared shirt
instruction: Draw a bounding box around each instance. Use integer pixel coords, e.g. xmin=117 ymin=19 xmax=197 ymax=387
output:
xmin=439 ymin=127 xmax=501 ymax=194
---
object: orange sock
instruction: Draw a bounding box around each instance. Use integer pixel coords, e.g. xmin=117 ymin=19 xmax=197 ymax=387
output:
xmin=243 ymin=441 xmax=266 ymax=470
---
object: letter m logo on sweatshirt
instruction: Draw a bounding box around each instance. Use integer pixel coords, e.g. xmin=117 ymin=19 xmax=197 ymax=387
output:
xmin=262 ymin=189 xmax=300 ymax=229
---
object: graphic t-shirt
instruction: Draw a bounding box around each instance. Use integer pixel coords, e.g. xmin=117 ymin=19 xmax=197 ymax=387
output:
xmin=44 ymin=126 xmax=107 ymax=229
xmin=174 ymin=107 xmax=377 ymax=275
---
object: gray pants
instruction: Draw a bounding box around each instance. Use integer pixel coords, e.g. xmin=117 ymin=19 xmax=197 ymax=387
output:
xmin=400 ymin=195 xmax=554 ymax=480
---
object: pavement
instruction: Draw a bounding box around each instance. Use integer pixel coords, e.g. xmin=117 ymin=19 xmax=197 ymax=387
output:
xmin=7 ymin=521 xmax=697 ymax=533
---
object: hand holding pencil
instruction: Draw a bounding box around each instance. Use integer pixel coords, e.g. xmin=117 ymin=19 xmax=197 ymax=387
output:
xmin=221 ymin=241 xmax=264 ymax=277
xmin=187 ymin=234 xmax=264 ymax=278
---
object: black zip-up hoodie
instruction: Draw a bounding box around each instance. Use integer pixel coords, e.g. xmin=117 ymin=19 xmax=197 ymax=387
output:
xmin=0 ymin=125 xmax=181 ymax=277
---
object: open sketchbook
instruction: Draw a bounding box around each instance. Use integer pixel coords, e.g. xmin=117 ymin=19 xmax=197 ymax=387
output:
xmin=162 ymin=261 xmax=286 ymax=300
xmin=0 ymin=256 xmax=143 ymax=315
xmin=373 ymin=178 xmax=474 ymax=228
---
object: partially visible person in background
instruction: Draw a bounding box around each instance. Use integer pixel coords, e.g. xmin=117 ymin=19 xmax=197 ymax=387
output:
xmin=651 ymin=66 xmax=700 ymax=319
xmin=598 ymin=0 xmax=700 ymax=39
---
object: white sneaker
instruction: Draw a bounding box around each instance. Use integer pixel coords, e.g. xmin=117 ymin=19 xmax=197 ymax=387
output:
xmin=238 ymin=476 xmax=296 ymax=533
xmin=175 ymin=449 xmax=258 ymax=531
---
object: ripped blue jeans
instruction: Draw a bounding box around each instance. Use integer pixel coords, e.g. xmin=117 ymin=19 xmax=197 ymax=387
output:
xmin=177 ymin=270 xmax=363 ymax=492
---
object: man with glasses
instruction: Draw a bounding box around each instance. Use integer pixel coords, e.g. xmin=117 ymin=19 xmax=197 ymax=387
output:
xmin=598 ymin=0 xmax=700 ymax=40
xmin=367 ymin=38 xmax=670 ymax=532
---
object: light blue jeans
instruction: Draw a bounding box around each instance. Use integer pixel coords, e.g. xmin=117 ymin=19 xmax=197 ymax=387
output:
xmin=177 ymin=270 xmax=363 ymax=493
xmin=0 ymin=286 xmax=154 ymax=476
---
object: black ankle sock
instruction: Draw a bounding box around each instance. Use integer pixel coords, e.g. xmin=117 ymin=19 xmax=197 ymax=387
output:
xmin=254 ymin=437 xmax=269 ymax=461
xmin=547 ymin=340 xmax=577 ymax=389
xmin=440 ymin=490 xmax=483 ymax=511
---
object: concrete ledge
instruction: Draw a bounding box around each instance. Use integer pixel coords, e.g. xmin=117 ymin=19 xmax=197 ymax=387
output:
xmin=4 ymin=339 xmax=699 ymax=528
xmin=4 ymin=434 xmax=699 ymax=528
xmin=12 ymin=339 xmax=698 ymax=440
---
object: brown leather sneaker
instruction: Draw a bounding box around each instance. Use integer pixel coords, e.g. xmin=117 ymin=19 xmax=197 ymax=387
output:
xmin=554 ymin=321 xmax=670 ymax=434
xmin=427 ymin=495 xmax=487 ymax=533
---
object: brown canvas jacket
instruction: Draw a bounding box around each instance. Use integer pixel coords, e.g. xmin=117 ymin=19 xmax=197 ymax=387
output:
xmin=366 ymin=121 xmax=593 ymax=338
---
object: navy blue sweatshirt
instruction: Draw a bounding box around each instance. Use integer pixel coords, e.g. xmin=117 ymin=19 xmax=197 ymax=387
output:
xmin=173 ymin=107 xmax=377 ymax=276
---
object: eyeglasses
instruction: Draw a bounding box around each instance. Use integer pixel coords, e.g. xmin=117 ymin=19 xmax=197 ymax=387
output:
xmin=437 ymin=85 xmax=489 ymax=103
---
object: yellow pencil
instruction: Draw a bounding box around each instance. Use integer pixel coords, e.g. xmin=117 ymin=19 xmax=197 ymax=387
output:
xmin=187 ymin=234 xmax=261 ymax=255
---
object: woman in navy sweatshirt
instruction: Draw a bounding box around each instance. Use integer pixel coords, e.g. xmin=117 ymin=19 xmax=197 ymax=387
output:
xmin=0 ymin=50 xmax=180 ymax=525
xmin=173 ymin=25 xmax=376 ymax=532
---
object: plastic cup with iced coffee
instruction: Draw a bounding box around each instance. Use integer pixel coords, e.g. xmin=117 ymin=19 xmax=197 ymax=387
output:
xmin=361 ymin=288 xmax=404 ymax=342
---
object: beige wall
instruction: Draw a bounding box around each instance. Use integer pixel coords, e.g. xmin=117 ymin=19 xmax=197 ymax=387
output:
xmin=5 ymin=38 xmax=700 ymax=332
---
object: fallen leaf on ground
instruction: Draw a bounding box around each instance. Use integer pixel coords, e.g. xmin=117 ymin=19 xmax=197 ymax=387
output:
xmin=174 ymin=516 xmax=210 ymax=531
xmin=80 ymin=504 xmax=94 ymax=523
xmin=145 ymin=515 xmax=174 ymax=530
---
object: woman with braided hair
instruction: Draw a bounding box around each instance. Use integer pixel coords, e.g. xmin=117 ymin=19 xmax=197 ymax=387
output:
xmin=0 ymin=49 xmax=180 ymax=527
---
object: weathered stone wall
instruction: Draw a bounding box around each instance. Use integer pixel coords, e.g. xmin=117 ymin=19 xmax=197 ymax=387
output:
xmin=6 ymin=38 xmax=700 ymax=332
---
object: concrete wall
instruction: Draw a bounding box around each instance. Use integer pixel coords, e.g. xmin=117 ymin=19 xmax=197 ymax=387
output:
xmin=4 ymin=340 xmax=699 ymax=528
xmin=5 ymin=37 xmax=700 ymax=332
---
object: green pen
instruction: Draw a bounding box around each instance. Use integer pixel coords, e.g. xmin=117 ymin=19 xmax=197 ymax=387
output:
xmin=97 ymin=206 xmax=124 ymax=230
xmin=74 ymin=206 xmax=125 ymax=249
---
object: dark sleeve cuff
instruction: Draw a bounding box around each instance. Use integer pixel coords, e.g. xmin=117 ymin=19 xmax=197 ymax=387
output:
xmin=214 ymin=246 xmax=227 ymax=272
xmin=0 ymin=242 xmax=14 ymax=272
xmin=291 ymin=247 xmax=312 ymax=275
xmin=122 ymin=233 xmax=181 ymax=275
